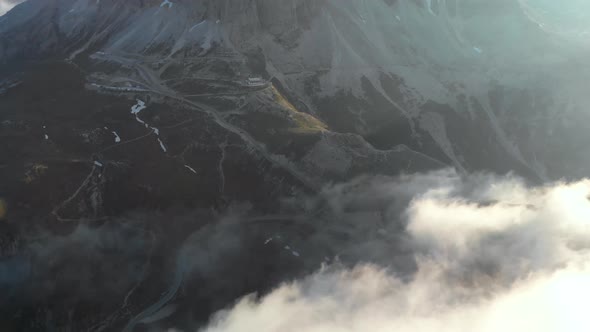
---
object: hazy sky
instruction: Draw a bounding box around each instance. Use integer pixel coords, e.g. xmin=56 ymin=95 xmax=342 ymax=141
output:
xmin=0 ymin=0 xmax=24 ymax=16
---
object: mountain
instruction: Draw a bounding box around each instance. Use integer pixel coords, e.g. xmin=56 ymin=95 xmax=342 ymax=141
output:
xmin=1 ymin=0 xmax=590 ymax=330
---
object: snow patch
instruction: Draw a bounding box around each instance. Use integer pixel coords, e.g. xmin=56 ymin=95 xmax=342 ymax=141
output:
xmin=157 ymin=138 xmax=167 ymax=152
xmin=135 ymin=116 xmax=148 ymax=127
xmin=112 ymin=131 xmax=121 ymax=143
xmin=283 ymin=245 xmax=300 ymax=257
xmin=129 ymin=100 xmax=168 ymax=153
xmin=184 ymin=165 xmax=197 ymax=174
xmin=131 ymin=99 xmax=146 ymax=114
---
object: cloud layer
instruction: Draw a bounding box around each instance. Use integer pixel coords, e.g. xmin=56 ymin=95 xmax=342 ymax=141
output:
xmin=0 ymin=0 xmax=23 ymax=16
xmin=199 ymin=170 xmax=590 ymax=332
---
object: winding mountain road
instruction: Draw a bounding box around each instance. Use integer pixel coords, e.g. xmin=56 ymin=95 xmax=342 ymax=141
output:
xmin=98 ymin=52 xmax=320 ymax=192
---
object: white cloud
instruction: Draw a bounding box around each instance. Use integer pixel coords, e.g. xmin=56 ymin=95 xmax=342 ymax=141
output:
xmin=198 ymin=171 xmax=590 ymax=332
xmin=0 ymin=0 xmax=24 ymax=16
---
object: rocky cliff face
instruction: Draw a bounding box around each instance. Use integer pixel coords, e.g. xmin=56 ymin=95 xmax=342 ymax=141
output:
xmin=5 ymin=0 xmax=587 ymax=180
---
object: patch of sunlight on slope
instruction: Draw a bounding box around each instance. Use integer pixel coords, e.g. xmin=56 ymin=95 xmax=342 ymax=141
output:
xmin=271 ymin=86 xmax=328 ymax=134
xmin=0 ymin=199 xmax=6 ymax=220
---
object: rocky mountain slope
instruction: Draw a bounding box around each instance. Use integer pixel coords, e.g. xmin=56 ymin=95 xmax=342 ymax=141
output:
xmin=1 ymin=0 xmax=590 ymax=330
xmin=3 ymin=0 xmax=589 ymax=181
